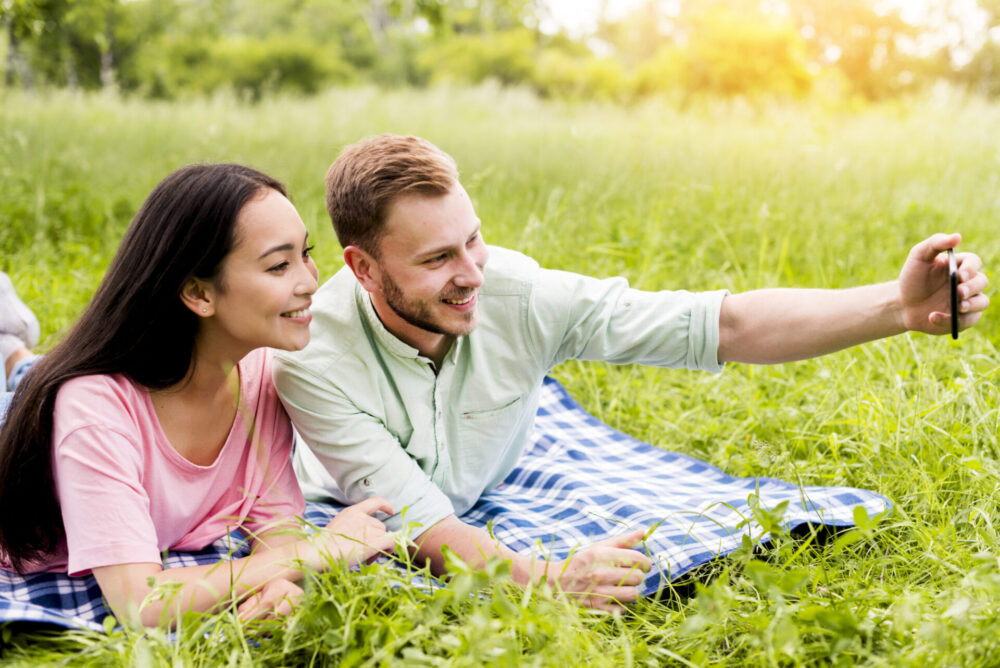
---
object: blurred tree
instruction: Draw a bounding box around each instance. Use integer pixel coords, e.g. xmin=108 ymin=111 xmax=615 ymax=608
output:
xmin=2 ymin=0 xmax=168 ymax=91
xmin=125 ymin=0 xmax=361 ymax=96
xmin=595 ymin=0 xmax=676 ymax=68
xmin=423 ymin=0 xmax=538 ymax=34
xmin=1 ymin=0 xmax=988 ymax=102
xmin=595 ymin=0 xmax=934 ymax=101
xmin=943 ymin=0 xmax=1000 ymax=96
xmin=631 ymin=44 xmax=685 ymax=98
xmin=2 ymin=0 xmax=60 ymax=87
xmin=787 ymin=0 xmax=925 ymax=100
xmin=681 ymin=5 xmax=812 ymax=98
xmin=418 ymin=27 xmax=535 ymax=85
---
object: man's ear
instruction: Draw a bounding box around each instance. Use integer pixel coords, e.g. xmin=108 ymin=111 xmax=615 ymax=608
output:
xmin=343 ymin=245 xmax=382 ymax=294
xmin=180 ymin=278 xmax=215 ymax=317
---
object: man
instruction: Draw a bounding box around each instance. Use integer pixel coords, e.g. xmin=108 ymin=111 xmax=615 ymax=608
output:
xmin=274 ymin=134 xmax=989 ymax=611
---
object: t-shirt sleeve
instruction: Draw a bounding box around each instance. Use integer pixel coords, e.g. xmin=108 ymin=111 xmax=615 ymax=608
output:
xmin=273 ymin=355 xmax=454 ymax=539
xmin=55 ymin=423 xmax=162 ymax=576
xmin=525 ymin=267 xmax=728 ymax=373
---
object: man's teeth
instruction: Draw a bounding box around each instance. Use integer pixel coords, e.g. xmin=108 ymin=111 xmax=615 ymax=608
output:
xmin=282 ymin=308 xmax=310 ymax=318
xmin=443 ymin=295 xmax=473 ymax=305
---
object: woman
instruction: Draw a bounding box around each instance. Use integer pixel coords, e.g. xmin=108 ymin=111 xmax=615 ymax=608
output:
xmin=0 ymin=164 xmax=394 ymax=628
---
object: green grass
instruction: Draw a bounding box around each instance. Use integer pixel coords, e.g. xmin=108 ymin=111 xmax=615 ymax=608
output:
xmin=2 ymin=86 xmax=1000 ymax=665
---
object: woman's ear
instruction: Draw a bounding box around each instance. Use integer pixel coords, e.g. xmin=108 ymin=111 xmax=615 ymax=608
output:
xmin=343 ymin=245 xmax=382 ymax=294
xmin=180 ymin=278 xmax=215 ymax=317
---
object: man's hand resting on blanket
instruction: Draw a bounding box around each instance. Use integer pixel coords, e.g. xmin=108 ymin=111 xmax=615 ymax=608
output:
xmin=540 ymin=528 xmax=652 ymax=613
xmin=413 ymin=516 xmax=651 ymax=612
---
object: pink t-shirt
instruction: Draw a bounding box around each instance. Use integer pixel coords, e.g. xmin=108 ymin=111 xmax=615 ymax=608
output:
xmin=35 ymin=348 xmax=304 ymax=576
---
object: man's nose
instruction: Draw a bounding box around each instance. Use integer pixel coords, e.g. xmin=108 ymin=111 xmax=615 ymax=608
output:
xmin=453 ymin=248 xmax=485 ymax=288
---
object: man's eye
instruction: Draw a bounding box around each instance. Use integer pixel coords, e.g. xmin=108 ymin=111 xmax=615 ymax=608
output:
xmin=425 ymin=255 xmax=446 ymax=264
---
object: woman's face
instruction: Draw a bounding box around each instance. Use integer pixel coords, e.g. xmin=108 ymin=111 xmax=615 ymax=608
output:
xmin=204 ymin=188 xmax=318 ymax=355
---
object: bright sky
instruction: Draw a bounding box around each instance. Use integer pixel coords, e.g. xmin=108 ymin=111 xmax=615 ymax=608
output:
xmin=540 ymin=0 xmax=989 ymax=58
xmin=541 ymin=0 xmax=649 ymax=36
xmin=541 ymin=0 xmax=985 ymax=32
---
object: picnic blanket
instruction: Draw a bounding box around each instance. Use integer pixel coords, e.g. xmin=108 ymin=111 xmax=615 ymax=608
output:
xmin=0 ymin=376 xmax=890 ymax=631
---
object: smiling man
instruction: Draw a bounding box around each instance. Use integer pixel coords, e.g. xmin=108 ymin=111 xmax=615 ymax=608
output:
xmin=273 ymin=134 xmax=989 ymax=611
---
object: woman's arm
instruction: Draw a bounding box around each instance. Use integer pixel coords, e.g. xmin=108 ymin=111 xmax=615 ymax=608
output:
xmin=93 ymin=497 xmax=394 ymax=628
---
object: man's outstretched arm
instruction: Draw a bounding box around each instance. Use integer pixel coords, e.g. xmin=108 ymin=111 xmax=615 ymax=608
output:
xmin=412 ymin=515 xmax=651 ymax=613
xmin=718 ymin=233 xmax=989 ymax=364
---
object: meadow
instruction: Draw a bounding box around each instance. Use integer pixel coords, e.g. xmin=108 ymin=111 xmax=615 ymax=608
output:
xmin=1 ymin=86 xmax=1000 ymax=665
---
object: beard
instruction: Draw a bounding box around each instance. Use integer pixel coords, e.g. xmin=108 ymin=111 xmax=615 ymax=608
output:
xmin=380 ymin=270 xmax=478 ymax=337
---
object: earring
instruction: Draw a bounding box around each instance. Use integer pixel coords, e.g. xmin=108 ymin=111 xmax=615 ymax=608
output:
xmin=202 ymin=307 xmax=208 ymax=314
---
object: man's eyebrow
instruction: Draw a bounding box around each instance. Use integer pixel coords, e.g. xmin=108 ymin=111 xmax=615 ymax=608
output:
xmin=257 ymin=233 xmax=310 ymax=260
xmin=415 ymin=223 xmax=481 ymax=259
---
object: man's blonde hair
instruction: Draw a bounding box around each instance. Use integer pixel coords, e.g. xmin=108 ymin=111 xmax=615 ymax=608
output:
xmin=325 ymin=134 xmax=459 ymax=255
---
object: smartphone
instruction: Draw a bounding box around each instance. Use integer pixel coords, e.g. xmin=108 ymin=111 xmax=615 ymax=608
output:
xmin=948 ymin=248 xmax=959 ymax=340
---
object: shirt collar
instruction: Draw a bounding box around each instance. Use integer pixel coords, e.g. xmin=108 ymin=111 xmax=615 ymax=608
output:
xmin=356 ymin=283 xmax=423 ymax=360
xmin=355 ymin=282 xmax=464 ymax=367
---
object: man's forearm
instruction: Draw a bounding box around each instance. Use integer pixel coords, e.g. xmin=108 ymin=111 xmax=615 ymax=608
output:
xmin=412 ymin=515 xmax=545 ymax=585
xmin=412 ymin=515 xmax=652 ymax=613
xmin=717 ymin=282 xmax=905 ymax=364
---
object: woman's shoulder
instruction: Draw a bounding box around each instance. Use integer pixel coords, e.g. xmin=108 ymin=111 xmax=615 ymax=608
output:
xmin=237 ymin=347 xmax=275 ymax=397
xmin=56 ymin=372 xmax=144 ymax=404
xmin=237 ymin=348 xmax=292 ymax=438
xmin=53 ymin=373 xmax=150 ymax=438
xmin=238 ymin=348 xmax=280 ymax=407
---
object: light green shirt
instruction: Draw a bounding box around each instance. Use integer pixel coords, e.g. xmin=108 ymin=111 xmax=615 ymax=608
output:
xmin=273 ymin=246 xmax=727 ymax=536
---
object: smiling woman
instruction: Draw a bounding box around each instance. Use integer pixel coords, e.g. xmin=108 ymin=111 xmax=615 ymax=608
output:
xmin=191 ymin=188 xmax=318 ymax=356
xmin=0 ymin=164 xmax=394 ymax=628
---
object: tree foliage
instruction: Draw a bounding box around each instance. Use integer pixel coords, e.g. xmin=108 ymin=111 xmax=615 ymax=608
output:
xmin=4 ymin=0 xmax=1000 ymax=102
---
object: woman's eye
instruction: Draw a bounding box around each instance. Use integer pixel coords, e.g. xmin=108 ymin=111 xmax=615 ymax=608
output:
xmin=268 ymin=261 xmax=290 ymax=273
xmin=303 ymin=245 xmax=315 ymax=258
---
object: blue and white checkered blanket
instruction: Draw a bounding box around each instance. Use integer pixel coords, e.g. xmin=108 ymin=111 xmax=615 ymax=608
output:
xmin=0 ymin=376 xmax=890 ymax=631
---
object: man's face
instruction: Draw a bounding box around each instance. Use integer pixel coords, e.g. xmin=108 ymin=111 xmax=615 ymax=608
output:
xmin=371 ymin=183 xmax=489 ymax=339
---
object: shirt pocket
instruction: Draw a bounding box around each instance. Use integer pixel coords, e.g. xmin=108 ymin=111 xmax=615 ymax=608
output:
xmin=457 ymin=395 xmax=525 ymax=453
xmin=460 ymin=396 xmax=523 ymax=420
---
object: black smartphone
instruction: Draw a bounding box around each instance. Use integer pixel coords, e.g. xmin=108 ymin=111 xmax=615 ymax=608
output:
xmin=948 ymin=248 xmax=959 ymax=340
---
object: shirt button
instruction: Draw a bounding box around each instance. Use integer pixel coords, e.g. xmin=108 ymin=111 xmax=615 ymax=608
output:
xmin=362 ymin=478 xmax=372 ymax=487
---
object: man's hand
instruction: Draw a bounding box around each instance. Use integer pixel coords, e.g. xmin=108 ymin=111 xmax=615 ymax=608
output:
xmin=237 ymin=578 xmax=304 ymax=622
xmin=719 ymin=231 xmax=991 ymax=364
xmin=413 ymin=516 xmax=651 ymax=612
xmin=321 ymin=496 xmax=397 ymax=566
xmin=542 ymin=528 xmax=652 ymax=613
xmin=898 ymin=233 xmax=989 ymax=334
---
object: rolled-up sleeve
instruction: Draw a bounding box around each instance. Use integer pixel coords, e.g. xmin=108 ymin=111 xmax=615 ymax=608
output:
xmin=526 ymin=267 xmax=728 ymax=373
xmin=273 ymin=356 xmax=454 ymax=538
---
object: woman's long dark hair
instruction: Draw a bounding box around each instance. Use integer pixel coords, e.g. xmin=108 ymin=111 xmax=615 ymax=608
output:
xmin=0 ymin=163 xmax=285 ymax=573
